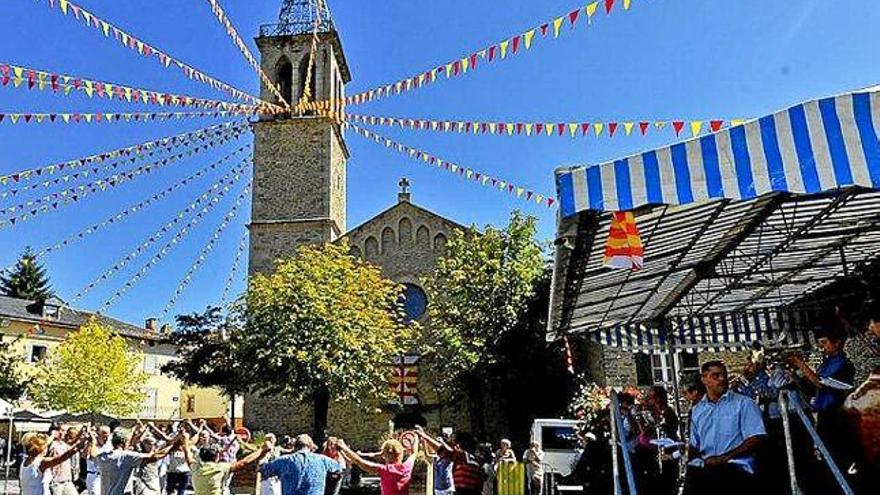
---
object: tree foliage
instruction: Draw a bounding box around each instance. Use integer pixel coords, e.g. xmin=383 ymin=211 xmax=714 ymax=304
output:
xmin=161 ymin=306 xmax=250 ymax=399
xmin=0 ymin=337 xmax=26 ymax=402
xmin=422 ymin=210 xmax=545 ymax=390
xmin=0 ymin=248 xmax=55 ymax=301
xmin=29 ymin=319 xmax=147 ymax=415
xmin=239 ymin=242 xmax=417 ymax=434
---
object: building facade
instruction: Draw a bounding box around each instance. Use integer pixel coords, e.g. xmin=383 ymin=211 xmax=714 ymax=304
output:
xmin=0 ymin=295 xmax=232 ymax=422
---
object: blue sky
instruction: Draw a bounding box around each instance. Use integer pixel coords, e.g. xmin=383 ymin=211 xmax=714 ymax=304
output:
xmin=0 ymin=0 xmax=878 ymax=326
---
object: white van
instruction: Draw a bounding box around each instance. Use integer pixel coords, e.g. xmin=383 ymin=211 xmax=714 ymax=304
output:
xmin=530 ymin=419 xmax=582 ymax=477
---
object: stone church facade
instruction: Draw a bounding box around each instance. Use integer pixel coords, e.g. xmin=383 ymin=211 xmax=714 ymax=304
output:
xmin=244 ymin=4 xmax=472 ymax=446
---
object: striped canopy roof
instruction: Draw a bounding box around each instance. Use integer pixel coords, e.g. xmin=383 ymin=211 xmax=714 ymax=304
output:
xmin=549 ymin=87 xmax=880 ymax=353
xmin=556 ymin=88 xmax=880 ymax=216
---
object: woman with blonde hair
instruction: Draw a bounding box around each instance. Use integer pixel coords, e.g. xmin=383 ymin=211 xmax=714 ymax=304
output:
xmin=20 ymin=431 xmax=90 ymax=495
xmin=337 ymin=438 xmax=417 ymax=495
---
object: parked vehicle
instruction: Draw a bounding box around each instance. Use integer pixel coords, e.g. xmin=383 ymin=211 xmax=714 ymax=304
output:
xmin=529 ymin=419 xmax=581 ymax=477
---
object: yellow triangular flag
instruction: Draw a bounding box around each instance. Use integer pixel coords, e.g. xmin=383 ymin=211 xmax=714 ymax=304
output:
xmin=624 ymin=0 xmax=632 ymax=10
xmin=59 ymin=0 xmax=69 ymax=15
xmin=655 ymin=121 xmax=668 ymax=130
xmin=594 ymin=123 xmax=604 ymax=136
xmin=524 ymin=29 xmax=536 ymax=49
xmin=516 ymin=187 xmax=525 ymax=198
xmin=499 ymin=39 xmax=510 ymax=58
xmin=506 ymin=123 xmax=515 ymax=136
xmin=731 ymin=119 xmax=746 ymax=127
xmin=553 ymin=17 xmax=565 ymax=38
xmin=624 ymin=122 xmax=634 ymax=135
xmin=445 ymin=63 xmax=454 ymax=78
xmin=691 ymin=121 xmax=703 ymax=137
xmin=586 ymin=2 xmax=599 ymax=21
xmin=489 ymin=123 xmax=497 ymax=135
xmin=461 ymin=57 xmax=469 ymax=73
xmin=545 ymin=123 xmax=554 ymax=136
xmin=83 ymin=114 xmax=93 ymax=123
xmin=569 ymin=123 xmax=578 ymax=137
xmin=525 ymin=123 xmax=533 ymax=136
xmin=101 ymin=21 xmax=111 ymax=37
xmin=62 ymin=114 xmax=71 ymax=123
xmin=472 ymin=122 xmax=479 ymax=134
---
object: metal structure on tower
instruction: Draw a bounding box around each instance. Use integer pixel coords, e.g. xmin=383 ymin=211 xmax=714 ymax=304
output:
xmin=260 ymin=0 xmax=334 ymax=37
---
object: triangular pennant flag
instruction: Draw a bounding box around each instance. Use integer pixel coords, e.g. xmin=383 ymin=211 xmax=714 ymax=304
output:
xmin=499 ymin=39 xmax=510 ymax=58
xmin=553 ymin=17 xmax=565 ymax=38
xmin=608 ymin=122 xmax=619 ymax=137
xmin=593 ymin=122 xmax=604 ymax=136
xmin=624 ymin=0 xmax=632 ymax=10
xmin=568 ymin=123 xmax=578 ymax=137
xmin=623 ymin=122 xmax=634 ymax=135
xmin=710 ymin=120 xmax=724 ymax=133
xmin=568 ymin=9 xmax=580 ymax=26
xmin=586 ymin=2 xmax=600 ymax=21
xmin=690 ymin=121 xmax=703 ymax=137
xmin=672 ymin=121 xmax=685 ymax=136
xmin=524 ymin=29 xmax=536 ymax=49
xmin=605 ymin=0 xmax=616 ymax=14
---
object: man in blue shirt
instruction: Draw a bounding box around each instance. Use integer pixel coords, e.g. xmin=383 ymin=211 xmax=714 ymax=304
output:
xmin=260 ymin=434 xmax=341 ymax=495
xmin=686 ymin=360 xmax=766 ymax=495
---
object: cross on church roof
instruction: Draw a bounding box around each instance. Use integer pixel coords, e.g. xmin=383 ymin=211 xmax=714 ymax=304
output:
xmin=398 ymin=178 xmax=412 ymax=203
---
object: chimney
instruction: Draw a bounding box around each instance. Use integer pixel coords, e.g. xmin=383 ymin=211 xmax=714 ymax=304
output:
xmin=397 ymin=177 xmax=411 ymax=203
xmin=145 ymin=318 xmax=158 ymax=332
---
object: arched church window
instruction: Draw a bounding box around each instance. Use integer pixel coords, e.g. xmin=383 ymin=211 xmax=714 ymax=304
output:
xmin=398 ymin=218 xmax=413 ymax=246
xmin=416 ymin=226 xmax=430 ymax=246
xmin=275 ymin=56 xmax=293 ymax=107
xmin=433 ymin=233 xmax=448 ymax=254
xmin=400 ymin=283 xmax=428 ymax=323
xmin=364 ymin=236 xmax=379 ymax=259
xmin=381 ymin=227 xmax=395 ymax=254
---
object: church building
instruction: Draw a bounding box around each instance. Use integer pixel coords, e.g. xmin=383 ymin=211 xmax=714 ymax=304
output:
xmin=244 ymin=1 xmax=473 ymax=445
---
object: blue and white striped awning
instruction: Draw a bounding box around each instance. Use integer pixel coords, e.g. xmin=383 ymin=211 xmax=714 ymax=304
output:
xmin=556 ymin=88 xmax=880 ymax=216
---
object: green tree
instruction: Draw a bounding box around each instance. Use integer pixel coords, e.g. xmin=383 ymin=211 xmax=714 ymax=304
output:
xmin=240 ymin=242 xmax=416 ymax=440
xmin=0 ymin=337 xmax=26 ymax=401
xmin=0 ymin=248 xmax=55 ymax=301
xmin=161 ymin=306 xmax=251 ymax=418
xmin=29 ymin=319 xmax=147 ymax=415
xmin=422 ymin=210 xmax=545 ymax=434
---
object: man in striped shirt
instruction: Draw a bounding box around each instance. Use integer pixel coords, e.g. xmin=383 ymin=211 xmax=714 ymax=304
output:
xmin=415 ymin=428 xmax=483 ymax=495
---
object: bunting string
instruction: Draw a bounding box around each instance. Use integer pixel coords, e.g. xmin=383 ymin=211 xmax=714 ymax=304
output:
xmin=345 ymin=122 xmax=555 ymax=208
xmin=0 ymin=120 xmax=248 ymax=186
xmin=37 ymin=0 xmax=283 ymax=113
xmin=0 ymin=110 xmax=256 ymax=125
xmin=0 ymin=138 xmax=247 ymax=228
xmin=205 ymin=0 xmax=290 ymax=110
xmin=347 ymin=114 xmax=745 ymax=139
xmin=0 ymin=62 xmax=257 ymax=112
xmin=2 ymin=125 xmax=247 ymax=201
xmin=220 ymin=230 xmax=248 ymax=307
xmin=159 ymin=183 xmax=251 ymax=319
xmin=71 ymin=162 xmax=251 ymax=305
xmin=98 ymin=177 xmax=253 ymax=312
xmin=336 ymin=0 xmax=637 ymax=108
xmin=30 ymin=145 xmax=251 ymax=263
xmin=293 ymin=0 xmax=328 ymax=114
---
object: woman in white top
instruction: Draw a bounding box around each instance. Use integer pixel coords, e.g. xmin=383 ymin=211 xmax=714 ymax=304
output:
xmin=20 ymin=431 xmax=90 ymax=495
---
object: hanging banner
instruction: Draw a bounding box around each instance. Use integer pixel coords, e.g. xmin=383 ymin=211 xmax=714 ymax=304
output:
xmin=99 ymin=178 xmax=253 ymax=312
xmin=159 ymin=183 xmax=251 ymax=319
xmin=0 ymin=110 xmax=257 ymax=125
xmin=348 ymin=114 xmax=741 ymax=138
xmin=345 ymin=122 xmax=556 ymax=209
xmin=292 ymin=0 xmax=329 ymax=114
xmin=36 ymin=0 xmax=282 ymax=113
xmin=72 ymin=164 xmax=251 ymax=304
xmin=0 ymin=63 xmax=257 ymax=113
xmin=2 ymin=126 xmax=247 ymax=200
xmin=204 ymin=0 xmax=289 ymax=109
xmin=602 ymin=211 xmax=644 ymax=270
xmin=338 ymin=1 xmax=637 ymax=108
xmin=0 ymin=120 xmax=248 ymax=187
xmin=32 ymin=146 xmax=251 ymax=262
xmin=389 ymin=355 xmax=420 ymax=405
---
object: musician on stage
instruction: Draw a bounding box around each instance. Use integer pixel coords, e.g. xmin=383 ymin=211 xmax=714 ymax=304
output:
xmin=685 ymin=361 xmax=766 ymax=495
xmin=634 ymin=386 xmax=679 ymax=495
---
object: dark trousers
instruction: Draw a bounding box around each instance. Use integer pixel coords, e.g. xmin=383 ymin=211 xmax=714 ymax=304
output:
xmin=683 ymin=464 xmax=756 ymax=495
xmin=166 ymin=472 xmax=189 ymax=495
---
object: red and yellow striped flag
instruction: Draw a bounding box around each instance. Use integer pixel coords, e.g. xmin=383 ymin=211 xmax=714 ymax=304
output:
xmin=603 ymin=211 xmax=644 ymax=270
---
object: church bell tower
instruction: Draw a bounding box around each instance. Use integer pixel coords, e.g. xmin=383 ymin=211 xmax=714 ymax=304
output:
xmin=249 ymin=0 xmax=351 ymax=275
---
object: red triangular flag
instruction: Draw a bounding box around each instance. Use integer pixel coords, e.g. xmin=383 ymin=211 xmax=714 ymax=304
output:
xmin=608 ymin=122 xmax=618 ymax=137
xmin=557 ymin=123 xmax=566 ymax=136
xmin=605 ymin=0 xmax=615 ymax=14
xmin=512 ymin=35 xmax=521 ymax=54
xmin=710 ymin=120 xmax=724 ymax=132
xmin=581 ymin=123 xmax=590 ymax=136
xmin=672 ymin=121 xmax=685 ymax=136
xmin=488 ymin=46 xmax=497 ymax=62
xmin=639 ymin=122 xmax=649 ymax=135
xmin=568 ymin=9 xmax=580 ymax=26
xmin=540 ymin=24 xmax=549 ymax=36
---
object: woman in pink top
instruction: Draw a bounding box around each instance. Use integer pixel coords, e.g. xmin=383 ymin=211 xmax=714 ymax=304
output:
xmin=337 ymin=439 xmax=417 ymax=495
